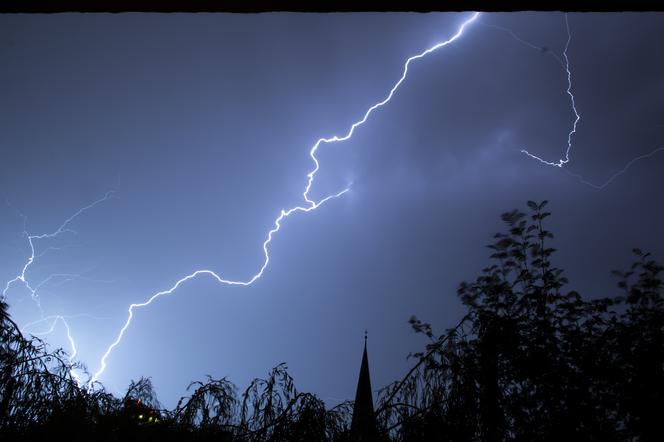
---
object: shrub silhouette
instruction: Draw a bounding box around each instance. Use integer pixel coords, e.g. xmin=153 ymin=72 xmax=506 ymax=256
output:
xmin=0 ymin=200 xmax=661 ymax=441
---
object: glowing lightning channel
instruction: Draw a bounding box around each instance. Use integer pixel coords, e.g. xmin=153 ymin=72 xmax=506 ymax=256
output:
xmin=25 ymin=315 xmax=79 ymax=359
xmin=90 ymin=189 xmax=349 ymax=387
xmin=302 ymin=12 xmax=481 ymax=205
xmin=89 ymin=12 xmax=481 ymax=387
xmin=2 ymin=192 xmax=115 ymax=386
xmin=22 ymin=312 xmax=110 ymax=376
xmin=489 ymin=15 xmax=664 ymax=189
xmin=565 ymin=146 xmax=664 ymax=189
xmin=23 ymin=313 xmax=110 ymax=336
xmin=2 ymin=190 xmax=116 ymax=305
xmin=24 ymin=314 xmax=83 ymax=384
xmin=520 ymin=14 xmax=580 ymax=168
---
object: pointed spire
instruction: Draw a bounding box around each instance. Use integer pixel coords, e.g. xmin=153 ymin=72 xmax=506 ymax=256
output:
xmin=351 ymin=331 xmax=377 ymax=441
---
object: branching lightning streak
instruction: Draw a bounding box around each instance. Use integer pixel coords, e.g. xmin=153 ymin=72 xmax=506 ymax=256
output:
xmin=519 ymin=14 xmax=580 ymax=168
xmin=90 ymin=189 xmax=349 ymax=386
xmin=481 ymin=23 xmax=565 ymax=67
xmin=2 ymin=192 xmax=115 ymax=385
xmin=22 ymin=312 xmax=110 ymax=382
xmin=23 ymin=314 xmax=83 ymax=384
xmin=490 ymin=15 xmax=664 ymax=189
xmin=24 ymin=315 xmax=78 ymax=358
xmin=2 ymin=191 xmax=116 ymax=304
xmin=23 ymin=313 xmax=110 ymax=335
xmin=89 ymin=12 xmax=482 ymax=387
xmin=566 ymin=146 xmax=664 ymax=189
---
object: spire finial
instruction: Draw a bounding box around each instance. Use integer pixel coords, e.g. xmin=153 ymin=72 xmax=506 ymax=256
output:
xmin=364 ymin=329 xmax=368 ymax=344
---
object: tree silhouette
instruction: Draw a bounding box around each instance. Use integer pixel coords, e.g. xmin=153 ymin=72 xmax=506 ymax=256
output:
xmin=1 ymin=200 xmax=662 ymax=441
xmin=376 ymin=201 xmax=663 ymax=441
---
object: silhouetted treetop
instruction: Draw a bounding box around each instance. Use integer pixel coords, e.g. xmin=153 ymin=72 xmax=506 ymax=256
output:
xmin=1 ymin=200 xmax=662 ymax=441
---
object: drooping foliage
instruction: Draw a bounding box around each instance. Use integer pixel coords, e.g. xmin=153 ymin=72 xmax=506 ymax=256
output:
xmin=1 ymin=201 xmax=661 ymax=441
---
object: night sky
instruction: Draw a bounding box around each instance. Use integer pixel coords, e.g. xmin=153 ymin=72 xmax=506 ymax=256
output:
xmin=1 ymin=12 xmax=663 ymax=408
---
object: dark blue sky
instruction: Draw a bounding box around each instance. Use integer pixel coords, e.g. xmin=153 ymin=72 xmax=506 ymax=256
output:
xmin=1 ymin=12 xmax=663 ymax=407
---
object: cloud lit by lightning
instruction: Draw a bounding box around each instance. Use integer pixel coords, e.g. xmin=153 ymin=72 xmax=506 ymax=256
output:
xmin=88 ymin=11 xmax=482 ymax=387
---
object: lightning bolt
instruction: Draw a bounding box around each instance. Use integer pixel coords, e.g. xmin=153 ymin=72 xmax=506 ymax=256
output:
xmin=483 ymin=14 xmax=664 ymax=190
xmin=519 ymin=14 xmax=580 ymax=168
xmin=2 ymin=191 xmax=115 ymax=385
xmin=491 ymin=14 xmax=664 ymax=189
xmin=2 ymin=190 xmax=116 ymax=304
xmin=88 ymin=11 xmax=482 ymax=387
xmin=23 ymin=314 xmax=84 ymax=384
xmin=565 ymin=146 xmax=664 ymax=189
xmin=22 ymin=312 xmax=110 ymax=335
xmin=24 ymin=315 xmax=79 ymax=358
xmin=22 ymin=312 xmax=111 ymax=380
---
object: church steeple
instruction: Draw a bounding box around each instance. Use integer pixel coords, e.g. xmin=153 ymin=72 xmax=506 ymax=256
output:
xmin=350 ymin=331 xmax=378 ymax=440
